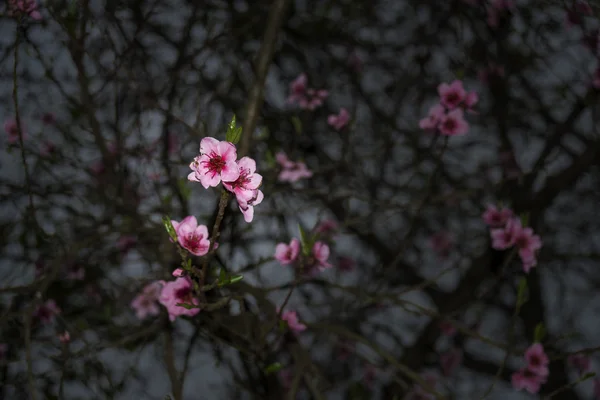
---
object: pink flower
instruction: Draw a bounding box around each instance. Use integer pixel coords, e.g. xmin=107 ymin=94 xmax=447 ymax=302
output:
xmin=511 ymin=368 xmax=546 ymax=394
xmin=34 ymin=299 xmax=60 ymax=324
xmin=277 ymin=152 xmax=313 ymax=183
xmin=524 ymin=343 xmax=549 ymax=377
xmin=40 ymin=141 xmax=56 ymax=157
xmin=429 ymin=231 xmax=454 ymax=259
xmin=439 ymin=320 xmax=457 ymax=336
xmin=7 ymin=0 xmax=42 ymax=20
xmin=419 ymin=104 xmax=446 ymax=131
xmin=222 ymin=157 xmax=264 ymax=223
xmin=188 ymin=137 xmax=240 ymax=188
xmin=328 ymin=108 xmax=350 ymax=131
xmin=514 ymin=226 xmax=542 ymax=262
xmin=438 ymin=109 xmax=469 ymax=136
xmin=172 ymin=268 xmax=184 ymax=277
xmin=58 ymin=331 xmax=70 ymax=344
xmin=274 ymin=238 xmax=300 ymax=265
xmin=4 ymin=118 xmax=25 ymax=144
xmin=490 ymin=217 xmax=521 ymax=250
xmin=287 ymin=73 xmax=308 ymax=105
xmin=464 ymin=91 xmax=479 ymax=110
xmin=568 ymin=353 xmax=591 ymax=374
xmin=338 ymin=256 xmax=356 ymax=272
xmin=171 ymin=216 xmax=211 ymax=256
xmin=440 ymin=348 xmax=463 ymax=376
xmin=438 ymin=80 xmax=466 ymax=109
xmin=131 ymin=281 xmax=163 ymax=320
xmin=304 ymin=89 xmax=329 ymax=110
xmin=312 ymin=241 xmax=332 ymax=270
xmin=521 ymin=253 xmax=538 ymax=273
xmin=159 ymin=277 xmax=200 ymax=321
xmin=280 ymin=309 xmax=306 ymax=333
xmin=482 ymin=204 xmax=513 ymax=228
xmin=117 ymin=235 xmax=137 ymax=254
xmin=315 ymin=219 xmax=339 ymax=236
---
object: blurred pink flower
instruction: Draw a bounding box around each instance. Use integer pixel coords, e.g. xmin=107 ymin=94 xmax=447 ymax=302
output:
xmin=524 ymin=343 xmax=549 ymax=377
xmin=438 ymin=80 xmax=466 ymax=110
xmin=419 ymin=104 xmax=446 ymax=131
xmin=7 ymin=0 xmax=42 ymax=20
xmin=280 ymin=309 xmax=306 ymax=333
xmin=328 ymin=108 xmax=350 ymax=131
xmin=131 ymin=281 xmax=164 ymax=320
xmin=117 ymin=235 xmax=137 ymax=254
xmin=439 ymin=320 xmax=457 ymax=336
xmin=35 ymin=299 xmax=60 ymax=324
xmin=438 ymin=109 xmax=469 ymax=136
xmin=482 ymin=204 xmax=513 ymax=228
xmin=568 ymin=353 xmax=591 ymax=375
xmin=159 ymin=277 xmax=200 ymax=321
xmin=4 ymin=118 xmax=25 ymax=144
xmin=337 ymin=256 xmax=356 ymax=272
xmin=429 ymin=231 xmax=454 ymax=259
xmin=274 ymin=238 xmax=300 ymax=265
xmin=58 ymin=331 xmax=70 ymax=344
xmin=276 ymin=152 xmax=313 ymax=182
xmin=312 ymin=241 xmax=332 ymax=271
xmin=512 ymin=368 xmax=546 ymax=394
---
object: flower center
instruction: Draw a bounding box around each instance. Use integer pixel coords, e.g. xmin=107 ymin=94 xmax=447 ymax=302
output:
xmin=229 ymin=169 xmax=250 ymax=189
xmin=202 ymin=152 xmax=226 ymax=177
xmin=184 ymin=233 xmax=205 ymax=253
xmin=175 ymin=286 xmax=193 ymax=302
xmin=443 ymin=119 xmax=457 ymax=130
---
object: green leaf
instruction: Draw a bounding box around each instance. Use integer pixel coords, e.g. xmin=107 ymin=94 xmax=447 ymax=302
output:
xmin=176 ymin=302 xmax=196 ymax=309
xmin=219 ymin=268 xmax=227 ymax=283
xmin=225 ymin=115 xmax=243 ymax=144
xmin=291 ymin=116 xmax=302 ymax=135
xmin=265 ymin=149 xmax=276 ymax=169
xmin=162 ymin=216 xmax=178 ymax=242
xmin=520 ymin=212 xmax=529 ymax=227
xmin=298 ymin=224 xmax=311 ymax=256
xmin=264 ymin=362 xmax=283 ymax=375
xmin=534 ymin=323 xmax=545 ymax=342
xmin=229 ymin=274 xmax=243 ymax=284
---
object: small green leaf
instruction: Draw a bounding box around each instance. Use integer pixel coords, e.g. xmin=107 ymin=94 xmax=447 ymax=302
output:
xmin=291 ymin=116 xmax=302 ymax=135
xmin=279 ymin=320 xmax=287 ymax=331
xmin=520 ymin=213 xmax=529 ymax=227
xmin=229 ymin=274 xmax=243 ymax=284
xmin=225 ymin=115 xmax=243 ymax=144
xmin=534 ymin=323 xmax=545 ymax=342
xmin=264 ymin=362 xmax=283 ymax=375
xmin=162 ymin=216 xmax=178 ymax=242
xmin=298 ymin=224 xmax=311 ymax=256
xmin=265 ymin=149 xmax=276 ymax=169
xmin=219 ymin=268 xmax=227 ymax=283
xmin=176 ymin=302 xmax=196 ymax=309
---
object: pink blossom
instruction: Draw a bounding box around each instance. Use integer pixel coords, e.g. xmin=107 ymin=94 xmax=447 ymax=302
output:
xmin=274 ymin=238 xmax=301 ymax=265
xmin=521 ymin=253 xmax=538 ymax=273
xmin=514 ymin=226 xmax=542 ymax=262
xmin=222 ymin=157 xmax=264 ymax=223
xmin=280 ymin=309 xmax=306 ymax=333
xmin=312 ymin=241 xmax=332 ymax=270
xmin=58 ymin=331 xmax=70 ymax=343
xmin=328 ymin=108 xmax=350 ymax=131
xmin=438 ymin=108 xmax=469 ymax=136
xmin=34 ymin=299 xmax=60 ymax=324
xmin=7 ymin=0 xmax=42 ymax=20
xmin=464 ymin=91 xmax=479 ymax=110
xmin=511 ymin=368 xmax=546 ymax=394
xmin=188 ymin=137 xmax=240 ymax=188
xmin=439 ymin=320 xmax=457 ymax=336
xmin=419 ymin=104 xmax=446 ymax=131
xmin=568 ymin=353 xmax=591 ymax=374
xmin=429 ymin=231 xmax=454 ymax=259
xmin=524 ymin=343 xmax=549 ymax=377
xmin=482 ymin=204 xmax=513 ymax=228
xmin=159 ymin=277 xmax=200 ymax=321
xmin=171 ymin=216 xmax=211 ymax=256
xmin=490 ymin=217 xmax=521 ymax=250
xmin=172 ymin=268 xmax=184 ymax=277
xmin=130 ymin=281 xmax=163 ymax=320
xmin=117 ymin=235 xmax=137 ymax=254
xmin=304 ymin=89 xmax=329 ymax=110
xmin=40 ymin=141 xmax=56 ymax=157
xmin=4 ymin=118 xmax=25 ymax=144
xmin=440 ymin=348 xmax=463 ymax=376
xmin=277 ymin=152 xmax=313 ymax=183
xmin=315 ymin=219 xmax=339 ymax=236
xmin=287 ymin=73 xmax=308 ymax=105
xmin=438 ymin=80 xmax=466 ymax=109
xmin=338 ymin=256 xmax=356 ymax=272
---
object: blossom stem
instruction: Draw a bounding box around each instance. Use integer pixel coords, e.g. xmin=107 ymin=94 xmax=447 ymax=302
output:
xmin=201 ymin=190 xmax=230 ymax=285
